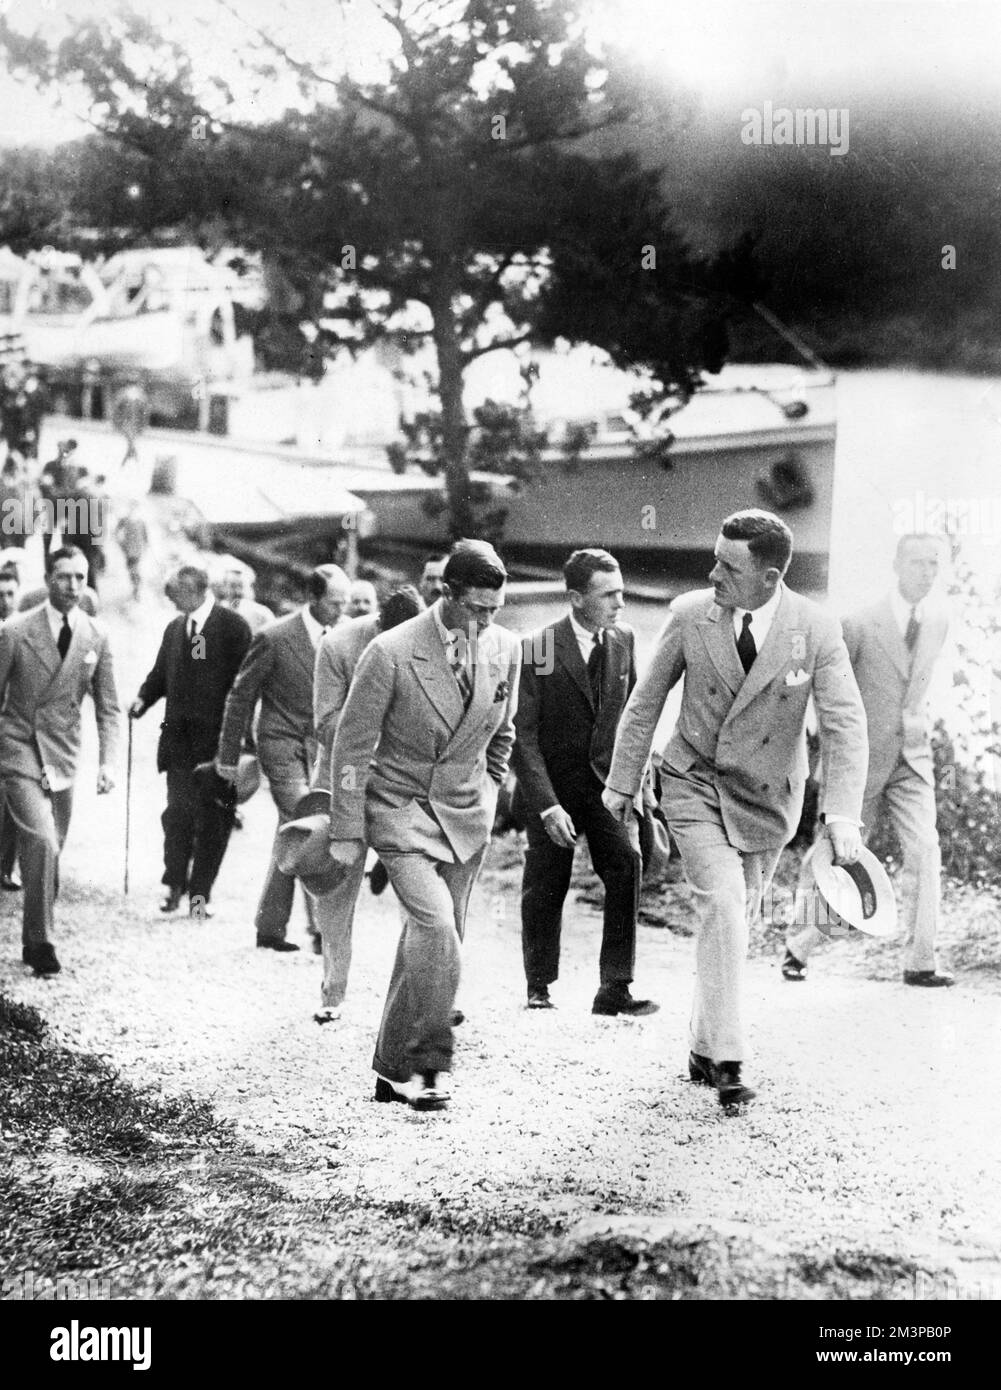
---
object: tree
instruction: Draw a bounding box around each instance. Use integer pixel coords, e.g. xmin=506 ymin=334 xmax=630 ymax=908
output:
xmin=0 ymin=0 xmax=741 ymax=536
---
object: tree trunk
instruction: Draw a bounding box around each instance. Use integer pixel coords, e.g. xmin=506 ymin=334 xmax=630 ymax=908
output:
xmin=429 ymin=277 xmax=474 ymax=538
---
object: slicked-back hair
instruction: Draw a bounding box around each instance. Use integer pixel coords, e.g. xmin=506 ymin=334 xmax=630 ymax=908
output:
xmin=173 ymin=564 xmax=210 ymax=593
xmin=443 ymin=539 xmax=507 ymax=594
xmin=721 ymin=509 xmax=793 ymax=573
xmin=895 ymin=532 xmax=941 ymax=561
xmin=309 ymin=564 xmax=348 ymax=600
xmin=564 ymin=548 xmax=619 ymax=595
xmin=48 ymin=545 xmax=90 ymax=572
xmin=381 ymin=584 xmax=424 ymax=630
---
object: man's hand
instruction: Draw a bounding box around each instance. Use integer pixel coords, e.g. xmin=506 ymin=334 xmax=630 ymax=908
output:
xmin=96 ymin=768 xmax=114 ymax=795
xmin=328 ymin=838 xmax=364 ymax=866
xmin=541 ymin=806 xmax=577 ymax=848
xmin=601 ymin=788 xmax=633 ymax=824
xmin=214 ymin=760 xmax=239 ymax=783
xmin=825 ymin=820 xmax=862 ymax=865
xmin=128 ymin=698 xmax=145 ymax=719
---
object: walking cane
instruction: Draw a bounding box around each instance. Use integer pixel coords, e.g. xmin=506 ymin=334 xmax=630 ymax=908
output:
xmin=124 ymin=715 xmax=133 ymax=896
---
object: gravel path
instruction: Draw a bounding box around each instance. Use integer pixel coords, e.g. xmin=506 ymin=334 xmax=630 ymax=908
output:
xmin=2 ymin=551 xmax=1001 ymax=1297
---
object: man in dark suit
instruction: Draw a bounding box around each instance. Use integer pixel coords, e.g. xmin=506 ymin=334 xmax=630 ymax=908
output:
xmin=129 ymin=564 xmax=252 ymax=916
xmin=0 ymin=546 xmax=119 ymax=974
xmin=512 ymin=548 xmax=656 ymax=1016
xmin=603 ymin=510 xmax=868 ymax=1106
xmin=215 ymin=564 xmax=351 ymax=952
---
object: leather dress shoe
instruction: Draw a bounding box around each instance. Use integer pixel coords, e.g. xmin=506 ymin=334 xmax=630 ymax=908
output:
xmin=715 ymin=1062 xmax=756 ymax=1107
xmin=374 ymin=1072 xmax=450 ymax=1111
xmin=688 ymin=1052 xmax=716 ymax=1086
xmin=189 ymin=902 xmax=214 ymax=919
xmin=160 ymin=887 xmax=184 ymax=913
xmin=256 ymin=938 xmax=300 ymax=953
xmin=1 ymin=874 xmax=21 ymax=891
xmin=527 ymin=984 xmax=554 ymax=1009
xmin=592 ymin=984 xmax=659 ymax=1017
xmin=314 ymin=1006 xmax=341 ymax=1025
xmin=903 ymin=970 xmax=955 ymax=988
xmin=23 ymin=942 xmax=61 ymax=977
xmin=782 ymin=949 xmax=807 ymax=981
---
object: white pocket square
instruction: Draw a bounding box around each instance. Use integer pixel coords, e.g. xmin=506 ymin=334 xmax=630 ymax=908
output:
xmin=83 ymin=650 xmax=99 ymax=666
xmin=784 ymin=668 xmax=810 ymax=686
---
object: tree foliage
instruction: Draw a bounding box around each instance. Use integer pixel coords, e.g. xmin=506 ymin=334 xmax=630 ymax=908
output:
xmin=0 ymin=0 xmax=741 ymax=536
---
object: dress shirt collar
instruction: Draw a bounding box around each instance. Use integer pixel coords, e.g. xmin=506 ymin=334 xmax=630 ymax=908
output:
xmin=890 ymin=586 xmax=924 ymax=634
xmin=186 ymin=593 xmax=215 ymax=635
xmin=300 ymin=604 xmax=328 ymax=649
xmin=732 ymin=582 xmax=783 ymax=647
xmin=569 ymin=610 xmax=604 ymax=665
xmin=45 ymin=601 xmax=79 ymax=643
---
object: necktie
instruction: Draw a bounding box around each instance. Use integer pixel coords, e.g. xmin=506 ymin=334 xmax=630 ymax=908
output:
xmin=449 ymin=638 xmax=473 ymax=709
xmin=736 ymin=612 xmax=756 ymax=675
xmin=587 ymin=631 xmax=604 ymax=705
xmin=904 ymin=607 xmax=920 ymax=652
xmin=57 ymin=615 xmax=71 ymax=660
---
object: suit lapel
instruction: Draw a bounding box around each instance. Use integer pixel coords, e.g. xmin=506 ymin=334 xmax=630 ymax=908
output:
xmin=47 ymin=611 xmax=90 ymax=696
xmin=409 ymin=610 xmax=464 ymax=731
xmin=21 ymin=607 xmax=62 ymax=695
xmin=287 ymin=611 xmax=318 ymax=681
xmin=727 ymin=588 xmax=798 ymax=720
xmin=873 ymin=598 xmax=910 ymax=682
xmin=904 ymin=605 xmax=948 ymax=708
xmin=696 ymin=604 xmax=745 ymax=696
xmin=555 ymin=617 xmax=594 ymax=711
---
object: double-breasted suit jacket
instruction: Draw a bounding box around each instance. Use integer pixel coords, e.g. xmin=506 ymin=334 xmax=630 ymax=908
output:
xmin=607 ymin=586 xmax=869 ymax=851
xmin=0 ymin=604 xmax=119 ymax=784
xmin=512 ymin=616 xmax=636 ymax=817
xmin=841 ymin=597 xmax=949 ymax=801
xmin=328 ymin=608 xmax=521 ymax=864
xmin=217 ymin=609 xmax=321 ymax=784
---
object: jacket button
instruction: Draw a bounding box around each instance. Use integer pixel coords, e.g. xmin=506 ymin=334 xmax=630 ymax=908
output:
xmin=762 ymin=736 xmax=770 ymax=745
xmin=708 ymin=687 xmax=717 ymax=696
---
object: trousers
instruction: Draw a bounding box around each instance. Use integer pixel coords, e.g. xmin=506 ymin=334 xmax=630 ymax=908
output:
xmin=670 ymin=814 xmax=781 ymax=1063
xmin=306 ymin=852 xmax=367 ymax=1007
xmin=3 ymin=775 xmax=73 ymax=948
xmin=372 ymin=845 xmax=485 ymax=1083
xmin=162 ymin=766 xmax=234 ymax=903
xmin=255 ymin=776 xmax=319 ymax=944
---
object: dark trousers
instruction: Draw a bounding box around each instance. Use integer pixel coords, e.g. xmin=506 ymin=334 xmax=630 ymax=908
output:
xmin=162 ymin=766 xmax=235 ymax=903
xmin=521 ymin=776 xmax=640 ymax=988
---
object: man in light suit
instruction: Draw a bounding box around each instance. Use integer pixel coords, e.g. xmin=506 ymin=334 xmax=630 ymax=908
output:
xmin=215 ymin=564 xmax=351 ymax=951
xmin=603 ymin=510 xmax=868 ymax=1106
xmin=784 ymin=533 xmax=953 ymax=986
xmin=327 ymin=541 xmax=521 ymax=1111
xmin=512 ymin=548 xmax=655 ymax=1015
xmin=0 ymin=546 xmax=119 ymax=975
xmin=130 ymin=566 xmax=252 ymax=916
xmin=309 ymin=585 xmax=423 ymax=1020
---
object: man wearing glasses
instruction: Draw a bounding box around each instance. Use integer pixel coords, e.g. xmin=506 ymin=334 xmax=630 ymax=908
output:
xmin=326 ymin=540 xmax=521 ymax=1111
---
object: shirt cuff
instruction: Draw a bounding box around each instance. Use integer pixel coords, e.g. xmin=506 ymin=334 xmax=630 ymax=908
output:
xmin=540 ymin=804 xmax=561 ymax=819
xmin=824 ymin=814 xmax=860 ymax=827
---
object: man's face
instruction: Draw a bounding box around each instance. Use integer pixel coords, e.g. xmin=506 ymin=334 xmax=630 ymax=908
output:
xmin=0 ymin=578 xmax=18 ymax=620
xmin=348 ymin=581 xmax=377 ymax=617
xmin=420 ymin=560 xmax=446 ymax=604
xmin=571 ymin=566 xmax=625 ymax=632
xmin=312 ymin=576 xmax=351 ymax=627
xmin=224 ymin=569 xmax=247 ymax=604
xmin=708 ymin=535 xmax=778 ymax=611
xmin=172 ymin=577 xmax=207 ymax=615
xmin=894 ymin=538 xmax=940 ymax=605
xmin=47 ymin=557 xmax=88 ymax=614
xmin=440 ymin=583 xmax=505 ymax=637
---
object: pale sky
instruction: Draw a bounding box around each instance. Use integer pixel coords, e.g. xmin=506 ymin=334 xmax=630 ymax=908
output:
xmin=0 ymin=0 xmax=998 ymax=146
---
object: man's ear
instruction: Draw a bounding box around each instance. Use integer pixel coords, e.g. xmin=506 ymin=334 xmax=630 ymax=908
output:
xmin=567 ymin=589 xmax=584 ymax=613
xmin=440 ymin=581 xmax=453 ymax=603
xmin=764 ymin=566 xmax=781 ymax=591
